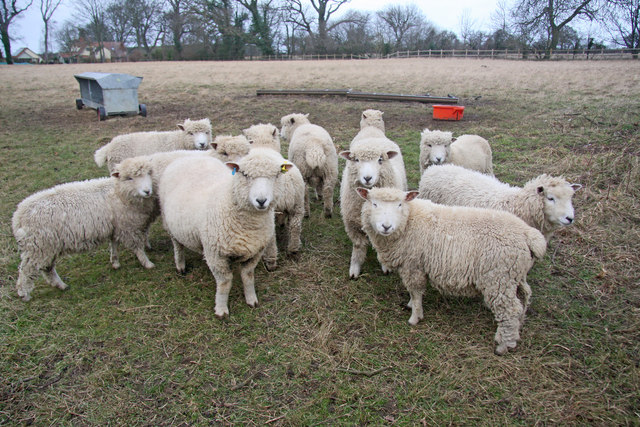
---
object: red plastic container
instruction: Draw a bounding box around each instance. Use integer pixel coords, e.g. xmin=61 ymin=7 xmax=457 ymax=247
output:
xmin=433 ymin=105 xmax=465 ymax=121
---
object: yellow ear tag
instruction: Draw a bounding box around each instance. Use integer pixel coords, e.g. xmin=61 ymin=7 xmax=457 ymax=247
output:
xmin=281 ymin=164 xmax=288 ymax=173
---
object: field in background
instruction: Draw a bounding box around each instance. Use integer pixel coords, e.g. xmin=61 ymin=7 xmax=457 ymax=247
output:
xmin=0 ymin=59 xmax=638 ymax=425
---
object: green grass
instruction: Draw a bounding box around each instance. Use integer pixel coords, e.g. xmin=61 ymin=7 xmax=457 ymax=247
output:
xmin=1 ymin=59 xmax=639 ymax=425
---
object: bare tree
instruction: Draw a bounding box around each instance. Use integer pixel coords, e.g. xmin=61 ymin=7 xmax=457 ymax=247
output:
xmin=106 ymin=0 xmax=132 ymax=44
xmin=55 ymin=19 xmax=78 ymax=53
xmin=1 ymin=0 xmax=34 ymax=64
xmin=511 ymin=0 xmax=600 ymax=58
xmin=459 ymin=8 xmax=479 ymax=47
xmin=39 ymin=0 xmax=63 ymax=62
xmin=603 ymin=0 xmax=640 ymax=54
xmin=285 ymin=0 xmax=356 ymax=53
xmin=165 ymin=0 xmax=193 ymax=59
xmin=75 ymin=0 xmax=108 ymax=61
xmin=376 ymin=3 xmax=424 ymax=50
xmin=126 ymin=0 xmax=166 ymax=55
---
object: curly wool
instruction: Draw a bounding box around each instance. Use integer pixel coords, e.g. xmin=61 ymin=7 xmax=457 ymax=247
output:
xmin=211 ymin=134 xmax=252 ymax=162
xmin=243 ymin=123 xmax=281 ymax=152
xmin=359 ymin=109 xmax=385 ymax=133
xmin=419 ymin=128 xmax=493 ymax=175
xmin=94 ymin=118 xmax=212 ymax=172
xmin=418 ymin=164 xmax=579 ymax=240
xmin=361 ymin=187 xmax=547 ymax=355
xmin=159 ymin=148 xmax=289 ymax=317
xmin=281 ymin=113 xmax=339 ymax=219
xmin=339 ymin=137 xmax=407 ymax=278
xmin=12 ymin=157 xmax=157 ymax=301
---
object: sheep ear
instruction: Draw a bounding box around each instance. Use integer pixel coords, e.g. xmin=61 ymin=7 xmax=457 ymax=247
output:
xmin=226 ymin=162 xmax=240 ymax=173
xmin=248 ymin=139 xmax=254 ymax=144
xmin=339 ymin=151 xmax=352 ymax=160
xmin=450 ymin=138 xmax=457 ymax=144
xmin=405 ymin=191 xmax=419 ymax=202
xmin=211 ymin=143 xmax=218 ymax=150
xmin=177 ymin=124 xmax=185 ymax=131
xmin=304 ymin=113 xmax=309 ymax=118
xmin=356 ymin=187 xmax=369 ymax=200
xmin=111 ymin=171 xmax=120 ymax=178
xmin=362 ymin=112 xmax=368 ymax=119
xmin=290 ymin=117 xmax=295 ymax=124
xmin=280 ymin=163 xmax=293 ymax=174
xmin=571 ymin=183 xmax=582 ymax=191
xmin=537 ymin=186 xmax=545 ymax=195
xmin=272 ymin=128 xmax=278 ymax=137
xmin=387 ymin=151 xmax=398 ymax=159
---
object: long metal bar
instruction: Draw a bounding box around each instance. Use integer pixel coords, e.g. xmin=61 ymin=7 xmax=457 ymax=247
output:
xmin=256 ymin=88 xmax=458 ymax=104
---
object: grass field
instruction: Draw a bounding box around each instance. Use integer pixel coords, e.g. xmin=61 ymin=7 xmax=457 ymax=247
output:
xmin=1 ymin=58 xmax=639 ymax=425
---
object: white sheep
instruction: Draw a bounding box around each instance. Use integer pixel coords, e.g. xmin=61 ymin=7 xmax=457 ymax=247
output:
xmin=242 ymin=123 xmax=281 ymax=152
xmin=339 ymin=137 xmax=406 ymax=279
xmin=159 ymin=148 xmax=293 ymax=318
xmin=358 ymin=187 xmax=547 ymax=355
xmin=210 ymin=134 xmax=252 ymax=162
xmin=241 ymin=123 xmax=305 ymax=270
xmin=94 ymin=118 xmax=213 ymax=172
xmin=418 ymin=164 xmax=581 ymax=241
xmin=12 ymin=157 xmax=157 ymax=301
xmin=360 ymin=109 xmax=385 ymax=133
xmin=280 ymin=113 xmax=339 ymax=218
xmin=419 ymin=128 xmax=493 ymax=175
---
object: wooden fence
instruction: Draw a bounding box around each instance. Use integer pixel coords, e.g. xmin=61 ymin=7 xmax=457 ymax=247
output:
xmin=246 ymin=48 xmax=639 ymax=61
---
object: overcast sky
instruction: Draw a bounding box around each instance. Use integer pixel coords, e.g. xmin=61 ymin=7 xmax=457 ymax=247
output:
xmin=11 ymin=0 xmax=501 ymax=54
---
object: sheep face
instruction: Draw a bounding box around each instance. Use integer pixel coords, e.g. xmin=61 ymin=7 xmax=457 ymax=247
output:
xmin=360 ymin=109 xmax=385 ymax=131
xmin=211 ymin=135 xmax=251 ymax=162
xmin=226 ymin=149 xmax=293 ymax=211
xmin=340 ymin=150 xmax=398 ymax=188
xmin=538 ymin=181 xmax=582 ymax=227
xmin=112 ymin=161 xmax=153 ymax=198
xmin=420 ymin=129 xmax=453 ymax=167
xmin=178 ymin=118 xmax=213 ymax=150
xmin=279 ymin=113 xmax=310 ymax=140
xmin=358 ymin=187 xmax=418 ymax=235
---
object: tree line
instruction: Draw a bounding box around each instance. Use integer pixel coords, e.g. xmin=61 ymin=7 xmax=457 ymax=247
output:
xmin=2 ymin=0 xmax=639 ymax=64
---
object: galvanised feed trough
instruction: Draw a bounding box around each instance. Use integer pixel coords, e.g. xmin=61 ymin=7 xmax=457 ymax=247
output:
xmin=74 ymin=72 xmax=147 ymax=121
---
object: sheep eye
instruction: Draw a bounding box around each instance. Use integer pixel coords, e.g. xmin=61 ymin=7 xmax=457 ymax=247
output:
xmin=221 ymin=152 xmax=228 ymax=156
xmin=126 ymin=177 xmax=133 ymax=181
xmin=547 ymin=196 xmax=555 ymax=202
xmin=378 ymin=157 xmax=383 ymax=164
xmin=354 ymin=158 xmax=359 ymax=163
xmin=241 ymin=171 xmax=249 ymax=178
xmin=372 ymin=202 xmax=378 ymax=208
xmin=398 ymin=203 xmax=402 ymax=208
xmin=188 ymin=131 xmax=194 ymax=135
xmin=427 ymin=144 xmax=432 ymax=147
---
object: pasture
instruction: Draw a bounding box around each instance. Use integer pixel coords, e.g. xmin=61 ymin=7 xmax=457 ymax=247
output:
xmin=0 ymin=59 xmax=638 ymax=424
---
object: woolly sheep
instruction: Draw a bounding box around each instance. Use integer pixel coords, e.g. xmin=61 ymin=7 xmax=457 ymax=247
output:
xmin=280 ymin=113 xmax=339 ymax=218
xmin=240 ymin=123 xmax=305 ymax=270
xmin=210 ymin=134 xmax=252 ymax=162
xmin=339 ymin=137 xmax=406 ymax=279
xmin=242 ymin=123 xmax=281 ymax=152
xmin=12 ymin=157 xmax=157 ymax=301
xmin=94 ymin=118 xmax=213 ymax=172
xmin=159 ymin=148 xmax=293 ymax=318
xmin=418 ymin=164 xmax=582 ymax=241
xmin=358 ymin=187 xmax=547 ymax=355
xmin=419 ymin=128 xmax=493 ymax=175
xmin=359 ymin=109 xmax=385 ymax=133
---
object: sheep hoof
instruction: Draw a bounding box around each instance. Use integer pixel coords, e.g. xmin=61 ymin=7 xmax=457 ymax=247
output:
xmin=214 ymin=309 xmax=229 ymax=319
xmin=112 ymin=262 xmax=121 ymax=270
xmin=494 ymin=344 xmax=508 ymax=356
xmin=264 ymin=261 xmax=278 ymax=272
xmin=176 ymin=267 xmax=187 ymax=275
xmin=144 ymin=261 xmax=155 ymax=269
xmin=287 ymin=251 xmax=300 ymax=261
xmin=324 ymin=211 xmax=332 ymax=218
xmin=55 ymin=282 xmax=68 ymax=291
xmin=19 ymin=293 xmax=32 ymax=302
xmin=247 ymin=301 xmax=259 ymax=309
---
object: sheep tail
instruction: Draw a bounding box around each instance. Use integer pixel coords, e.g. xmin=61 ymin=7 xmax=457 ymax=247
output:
xmin=305 ymin=144 xmax=326 ymax=169
xmin=94 ymin=145 xmax=108 ymax=167
xmin=526 ymin=228 xmax=547 ymax=260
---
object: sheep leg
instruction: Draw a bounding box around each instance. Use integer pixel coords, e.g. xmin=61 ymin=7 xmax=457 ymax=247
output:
xmin=171 ymin=237 xmax=186 ymax=274
xmin=240 ymin=254 xmax=262 ymax=308
xmin=517 ymin=281 xmax=532 ymax=325
xmin=484 ymin=286 xmax=523 ymax=355
xmin=16 ymin=258 xmax=39 ymax=301
xmin=399 ymin=269 xmax=425 ymax=325
xmin=262 ymin=235 xmax=278 ymax=272
xmin=377 ymin=253 xmax=391 ymax=275
xmin=322 ymin=180 xmax=334 ymax=218
xmin=348 ymin=238 xmax=368 ymax=279
xmin=132 ymin=247 xmax=155 ymax=269
xmin=207 ymin=257 xmax=233 ymax=318
xmin=286 ymin=210 xmax=303 ymax=255
xmin=42 ymin=264 xmax=68 ymax=291
xmin=109 ymin=239 xmax=121 ymax=270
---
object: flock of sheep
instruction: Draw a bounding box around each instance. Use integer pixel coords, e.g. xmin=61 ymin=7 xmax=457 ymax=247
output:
xmin=11 ymin=109 xmax=581 ymax=355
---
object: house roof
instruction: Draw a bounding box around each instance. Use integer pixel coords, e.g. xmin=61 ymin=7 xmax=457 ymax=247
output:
xmin=14 ymin=47 xmax=42 ymax=60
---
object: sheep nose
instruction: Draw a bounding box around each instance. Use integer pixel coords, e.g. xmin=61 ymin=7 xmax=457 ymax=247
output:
xmin=566 ymin=216 xmax=574 ymax=224
xmin=363 ymin=176 xmax=372 ymax=184
xmin=256 ymin=198 xmax=267 ymax=208
xmin=434 ymin=157 xmax=442 ymax=163
xmin=382 ymin=223 xmax=392 ymax=232
xmin=143 ymin=189 xmax=151 ymax=196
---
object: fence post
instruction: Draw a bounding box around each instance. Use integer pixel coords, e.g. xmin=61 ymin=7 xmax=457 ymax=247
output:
xmin=440 ymin=49 xmax=443 ymax=58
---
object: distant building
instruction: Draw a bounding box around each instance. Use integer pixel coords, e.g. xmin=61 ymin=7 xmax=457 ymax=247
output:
xmin=63 ymin=40 xmax=128 ymax=63
xmin=13 ymin=47 xmax=43 ymax=64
